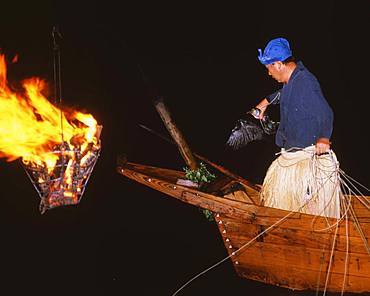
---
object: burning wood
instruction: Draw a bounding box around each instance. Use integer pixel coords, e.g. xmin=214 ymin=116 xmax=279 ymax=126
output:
xmin=0 ymin=53 xmax=102 ymax=213
xmin=23 ymin=127 xmax=102 ymax=213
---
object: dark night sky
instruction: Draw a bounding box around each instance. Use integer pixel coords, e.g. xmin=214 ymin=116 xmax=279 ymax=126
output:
xmin=0 ymin=1 xmax=369 ymax=295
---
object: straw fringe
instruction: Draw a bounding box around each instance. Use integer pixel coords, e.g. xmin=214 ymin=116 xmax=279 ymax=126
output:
xmin=260 ymin=146 xmax=341 ymax=218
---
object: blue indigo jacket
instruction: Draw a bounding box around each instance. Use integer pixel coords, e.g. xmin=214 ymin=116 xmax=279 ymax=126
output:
xmin=267 ymin=61 xmax=333 ymax=149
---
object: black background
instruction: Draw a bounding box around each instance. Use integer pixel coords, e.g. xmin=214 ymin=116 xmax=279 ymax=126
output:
xmin=0 ymin=1 xmax=369 ymax=295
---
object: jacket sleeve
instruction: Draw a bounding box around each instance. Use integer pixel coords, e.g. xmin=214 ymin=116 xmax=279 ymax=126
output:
xmin=315 ymin=89 xmax=333 ymax=139
xmin=302 ymin=76 xmax=334 ymax=140
xmin=266 ymin=89 xmax=282 ymax=105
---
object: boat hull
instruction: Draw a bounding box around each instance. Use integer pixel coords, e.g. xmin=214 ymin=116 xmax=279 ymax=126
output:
xmin=118 ymin=162 xmax=370 ymax=293
xmin=216 ymin=211 xmax=370 ymax=293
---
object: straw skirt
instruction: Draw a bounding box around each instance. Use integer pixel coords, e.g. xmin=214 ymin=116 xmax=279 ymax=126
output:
xmin=260 ymin=146 xmax=341 ymax=219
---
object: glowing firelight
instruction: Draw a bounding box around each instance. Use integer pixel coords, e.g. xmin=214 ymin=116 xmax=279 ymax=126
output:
xmin=0 ymin=53 xmax=102 ymax=213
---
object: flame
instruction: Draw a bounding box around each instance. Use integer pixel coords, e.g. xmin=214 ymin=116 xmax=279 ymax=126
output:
xmin=0 ymin=53 xmax=101 ymax=212
xmin=0 ymin=53 xmax=99 ymax=168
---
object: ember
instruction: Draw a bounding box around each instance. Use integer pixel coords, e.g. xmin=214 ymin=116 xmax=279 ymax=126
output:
xmin=0 ymin=53 xmax=102 ymax=213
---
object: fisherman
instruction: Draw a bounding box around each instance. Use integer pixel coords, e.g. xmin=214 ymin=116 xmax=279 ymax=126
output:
xmin=253 ymin=37 xmax=341 ymax=218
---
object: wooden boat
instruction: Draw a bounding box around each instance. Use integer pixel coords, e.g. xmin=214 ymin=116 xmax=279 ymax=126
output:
xmin=117 ymin=98 xmax=370 ymax=293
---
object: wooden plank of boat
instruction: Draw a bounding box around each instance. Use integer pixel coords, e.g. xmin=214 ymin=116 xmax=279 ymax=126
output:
xmin=231 ymin=241 xmax=370 ymax=277
xmin=235 ymin=260 xmax=370 ymax=292
xmin=219 ymin=217 xmax=369 ymax=253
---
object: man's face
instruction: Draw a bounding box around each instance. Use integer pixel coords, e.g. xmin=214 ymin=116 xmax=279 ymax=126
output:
xmin=266 ymin=62 xmax=284 ymax=82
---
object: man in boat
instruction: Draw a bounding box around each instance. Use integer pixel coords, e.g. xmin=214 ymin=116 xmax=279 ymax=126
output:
xmin=253 ymin=37 xmax=341 ymax=219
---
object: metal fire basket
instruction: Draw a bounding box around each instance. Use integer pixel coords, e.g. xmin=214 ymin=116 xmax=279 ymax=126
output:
xmin=23 ymin=126 xmax=102 ymax=214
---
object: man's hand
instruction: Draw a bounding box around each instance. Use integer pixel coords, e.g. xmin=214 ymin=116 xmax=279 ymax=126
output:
xmin=316 ymin=138 xmax=331 ymax=155
xmin=253 ymin=98 xmax=269 ymax=119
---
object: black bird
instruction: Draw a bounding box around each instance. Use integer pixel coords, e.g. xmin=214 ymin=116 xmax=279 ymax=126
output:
xmin=226 ymin=109 xmax=279 ymax=150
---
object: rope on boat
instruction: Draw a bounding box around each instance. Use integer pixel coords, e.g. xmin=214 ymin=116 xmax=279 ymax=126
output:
xmin=171 ymin=158 xmax=370 ymax=296
xmin=309 ymin=178 xmax=350 ymax=233
xmin=340 ymin=208 xmax=350 ymax=296
xmin=349 ymin=204 xmax=370 ymax=255
xmin=340 ymin=169 xmax=370 ymax=211
xmin=314 ymin=165 xmax=351 ymax=295
xmin=322 ymin=221 xmax=339 ymax=296
xmin=321 ymin=170 xmax=370 ymax=295
xmin=338 ymin=171 xmax=370 ymax=255
xmin=315 ymin=244 xmax=329 ymax=296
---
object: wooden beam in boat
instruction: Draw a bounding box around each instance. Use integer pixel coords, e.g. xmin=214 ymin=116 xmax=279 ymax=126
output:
xmin=193 ymin=153 xmax=260 ymax=204
xmin=153 ymin=97 xmax=198 ymax=171
xmin=193 ymin=153 xmax=259 ymax=191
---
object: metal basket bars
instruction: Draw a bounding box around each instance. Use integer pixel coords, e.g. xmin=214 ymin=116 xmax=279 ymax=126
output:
xmin=23 ymin=126 xmax=102 ymax=214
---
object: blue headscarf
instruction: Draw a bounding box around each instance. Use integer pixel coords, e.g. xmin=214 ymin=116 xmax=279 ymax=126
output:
xmin=258 ymin=38 xmax=292 ymax=65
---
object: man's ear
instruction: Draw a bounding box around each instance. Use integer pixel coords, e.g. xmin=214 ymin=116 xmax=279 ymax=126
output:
xmin=275 ymin=61 xmax=284 ymax=70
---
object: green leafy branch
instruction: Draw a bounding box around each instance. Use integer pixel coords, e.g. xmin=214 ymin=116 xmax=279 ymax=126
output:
xmin=183 ymin=162 xmax=216 ymax=221
xmin=183 ymin=162 xmax=216 ymax=184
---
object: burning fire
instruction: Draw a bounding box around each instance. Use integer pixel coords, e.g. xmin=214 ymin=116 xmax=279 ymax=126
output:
xmin=0 ymin=53 xmax=102 ymax=213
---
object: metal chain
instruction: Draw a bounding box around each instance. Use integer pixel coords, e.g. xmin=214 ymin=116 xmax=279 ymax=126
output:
xmin=52 ymin=26 xmax=64 ymax=143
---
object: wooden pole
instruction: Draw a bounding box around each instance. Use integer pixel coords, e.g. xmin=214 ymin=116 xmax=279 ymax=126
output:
xmin=153 ymin=97 xmax=198 ymax=171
